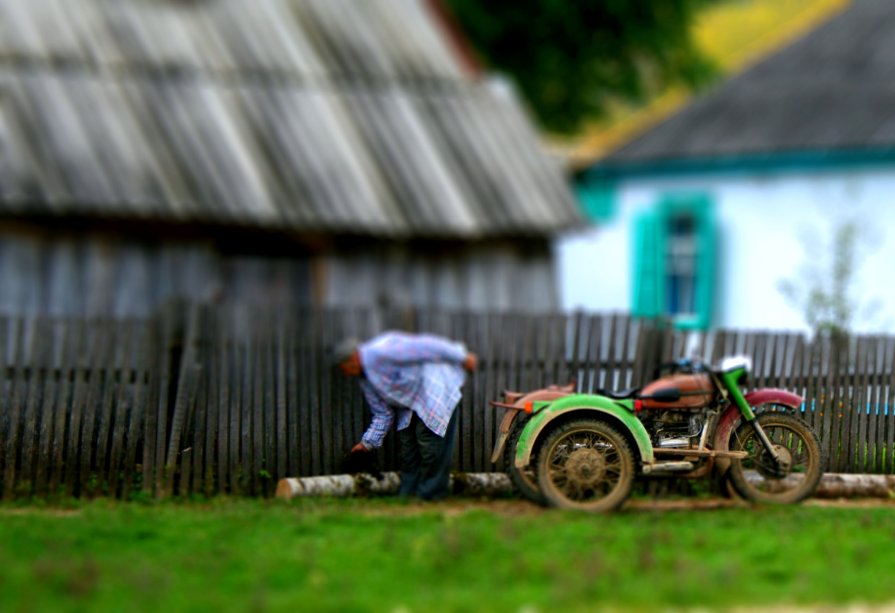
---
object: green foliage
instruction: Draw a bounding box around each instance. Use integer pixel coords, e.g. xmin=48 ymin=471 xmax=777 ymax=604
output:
xmin=443 ymin=0 xmax=721 ymax=134
xmin=2 ymin=498 xmax=895 ymax=611
xmin=778 ymin=219 xmax=872 ymax=341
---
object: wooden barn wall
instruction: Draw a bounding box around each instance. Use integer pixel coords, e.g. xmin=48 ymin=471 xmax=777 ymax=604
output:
xmin=0 ymin=228 xmax=560 ymax=316
xmin=0 ymin=228 xmax=314 ymax=317
xmin=1 ymin=304 xmax=895 ymax=499
xmin=323 ymin=240 xmax=559 ymax=312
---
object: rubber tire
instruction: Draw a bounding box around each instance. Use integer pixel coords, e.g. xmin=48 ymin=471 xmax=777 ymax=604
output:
xmin=536 ymin=419 xmax=635 ymax=512
xmin=728 ymin=413 xmax=823 ymax=504
xmin=502 ymin=416 xmax=546 ymax=504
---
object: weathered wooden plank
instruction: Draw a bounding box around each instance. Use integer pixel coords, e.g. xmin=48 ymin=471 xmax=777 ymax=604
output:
xmin=275 ymin=312 xmax=288 ymax=482
xmin=238 ymin=337 xmax=254 ymax=494
xmin=768 ymin=333 xmax=784 ymax=389
xmin=470 ymin=312 xmax=487 ymax=472
xmin=842 ymin=338 xmax=859 ymax=472
xmin=584 ymin=314 xmax=602 ymax=392
xmin=202 ymin=312 xmax=219 ymax=496
xmin=0 ymin=317 xmax=9 ymax=496
xmin=855 ymin=337 xmax=873 ymax=472
xmin=141 ymin=316 xmax=160 ymax=497
xmin=20 ymin=317 xmax=48 ymax=498
xmin=607 ymin=314 xmax=624 ymax=392
xmin=455 ymin=312 xmax=472 ymax=473
xmin=34 ymin=319 xmax=61 ymax=497
xmin=63 ymin=319 xmax=90 ymax=497
xmin=816 ymin=337 xmax=835 ymax=470
xmin=261 ymin=313 xmax=277 ymax=494
xmin=570 ymin=313 xmax=587 ymax=390
xmin=796 ymin=335 xmax=814 ymax=429
xmin=104 ymin=322 xmax=130 ymax=495
xmin=188 ymin=342 xmax=209 ymax=497
xmin=48 ymin=320 xmax=76 ymax=498
xmin=753 ymin=333 xmax=769 ymax=390
xmin=618 ymin=315 xmax=635 ymax=387
xmin=164 ymin=305 xmax=201 ymax=496
xmin=786 ymin=333 xmax=803 ymax=392
xmin=481 ymin=313 xmax=499 ymax=472
xmin=202 ymin=306 xmax=220 ymax=495
xmin=2 ymin=319 xmax=27 ymax=498
xmin=186 ymin=309 xmax=209 ymax=496
xmin=829 ymin=337 xmax=849 ymax=472
xmin=283 ymin=314 xmax=300 ymax=478
xmin=97 ymin=321 xmax=132 ymax=494
xmin=878 ymin=339 xmax=893 ymax=474
xmin=76 ymin=321 xmax=112 ymax=496
xmin=331 ymin=310 xmax=352 ymax=475
xmin=880 ymin=338 xmax=895 ymax=474
xmin=309 ymin=312 xmax=328 ymax=477
xmin=864 ymin=337 xmax=883 ymax=472
xmin=231 ymin=324 xmax=247 ymax=493
xmin=148 ymin=305 xmax=177 ymax=497
xmin=121 ymin=321 xmax=150 ymax=500
xmin=522 ymin=314 xmax=540 ymax=392
xmin=296 ymin=313 xmax=312 ymax=478
xmin=216 ymin=314 xmax=233 ymax=493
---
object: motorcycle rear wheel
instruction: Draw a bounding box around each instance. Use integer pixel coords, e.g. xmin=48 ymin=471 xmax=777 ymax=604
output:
xmin=537 ymin=419 xmax=635 ymax=512
xmin=728 ymin=413 xmax=823 ymax=504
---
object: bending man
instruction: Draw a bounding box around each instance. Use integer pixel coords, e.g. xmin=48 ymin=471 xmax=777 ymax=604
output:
xmin=333 ymin=331 xmax=478 ymax=500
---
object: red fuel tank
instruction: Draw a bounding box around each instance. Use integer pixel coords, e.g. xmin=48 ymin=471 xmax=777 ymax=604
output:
xmin=639 ymin=373 xmax=713 ymax=410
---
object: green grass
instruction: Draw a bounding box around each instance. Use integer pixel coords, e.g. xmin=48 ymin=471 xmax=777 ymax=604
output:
xmin=1 ymin=497 xmax=894 ymax=612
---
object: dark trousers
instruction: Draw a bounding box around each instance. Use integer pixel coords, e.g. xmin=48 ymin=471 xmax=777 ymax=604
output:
xmin=397 ymin=408 xmax=459 ymax=500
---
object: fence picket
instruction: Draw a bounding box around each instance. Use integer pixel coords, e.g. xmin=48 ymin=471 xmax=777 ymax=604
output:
xmin=865 ymin=337 xmax=883 ymax=472
xmin=20 ymin=318 xmax=45 ymax=497
xmin=34 ymin=319 xmax=59 ymax=497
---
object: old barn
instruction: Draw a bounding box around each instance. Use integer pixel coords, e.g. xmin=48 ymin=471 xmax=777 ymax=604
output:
xmin=0 ymin=0 xmax=581 ymax=317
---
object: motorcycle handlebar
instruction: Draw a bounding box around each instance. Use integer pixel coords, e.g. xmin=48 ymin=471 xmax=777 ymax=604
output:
xmin=653 ymin=357 xmax=709 ymax=378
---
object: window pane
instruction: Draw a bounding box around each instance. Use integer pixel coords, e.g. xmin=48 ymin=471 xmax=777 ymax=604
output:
xmin=666 ymin=213 xmax=697 ymax=317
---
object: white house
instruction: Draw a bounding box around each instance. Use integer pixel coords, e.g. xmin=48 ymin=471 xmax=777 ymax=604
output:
xmin=558 ymin=0 xmax=895 ymax=334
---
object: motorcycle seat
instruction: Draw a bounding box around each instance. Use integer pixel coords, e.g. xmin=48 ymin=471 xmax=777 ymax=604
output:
xmin=596 ymin=387 xmax=640 ymax=400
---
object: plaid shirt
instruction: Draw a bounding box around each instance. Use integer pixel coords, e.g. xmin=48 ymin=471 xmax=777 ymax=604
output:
xmin=358 ymin=332 xmax=468 ymax=449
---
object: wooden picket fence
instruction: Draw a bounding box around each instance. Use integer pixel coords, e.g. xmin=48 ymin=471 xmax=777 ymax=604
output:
xmin=1 ymin=303 xmax=894 ymax=499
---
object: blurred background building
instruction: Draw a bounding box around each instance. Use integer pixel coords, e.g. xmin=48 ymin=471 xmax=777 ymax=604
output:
xmin=0 ymin=0 xmax=581 ymax=318
xmin=559 ymin=0 xmax=895 ymax=334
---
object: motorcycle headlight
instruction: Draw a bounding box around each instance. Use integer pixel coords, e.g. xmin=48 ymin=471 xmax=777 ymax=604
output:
xmin=720 ymin=355 xmax=752 ymax=374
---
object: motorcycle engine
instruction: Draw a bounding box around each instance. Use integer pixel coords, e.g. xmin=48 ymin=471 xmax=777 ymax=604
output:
xmin=644 ymin=409 xmax=708 ymax=449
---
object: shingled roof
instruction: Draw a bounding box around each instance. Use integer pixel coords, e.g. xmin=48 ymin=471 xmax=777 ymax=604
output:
xmin=0 ymin=0 xmax=581 ymax=239
xmin=603 ymin=0 xmax=895 ymax=167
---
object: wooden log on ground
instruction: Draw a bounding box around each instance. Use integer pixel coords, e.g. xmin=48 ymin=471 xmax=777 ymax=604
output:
xmin=276 ymin=473 xmax=401 ymax=499
xmin=277 ymin=471 xmax=895 ymax=501
xmin=813 ymin=473 xmax=895 ymax=499
xmin=275 ymin=472 xmax=512 ymax=500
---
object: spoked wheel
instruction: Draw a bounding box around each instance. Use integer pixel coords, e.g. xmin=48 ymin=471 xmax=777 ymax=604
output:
xmin=536 ymin=419 xmax=635 ymax=512
xmin=503 ymin=417 xmax=546 ymax=504
xmin=728 ymin=413 xmax=824 ymax=504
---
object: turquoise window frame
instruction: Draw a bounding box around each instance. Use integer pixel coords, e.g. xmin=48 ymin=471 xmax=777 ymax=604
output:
xmin=632 ymin=194 xmax=716 ymax=330
xmin=575 ymin=177 xmax=616 ymax=222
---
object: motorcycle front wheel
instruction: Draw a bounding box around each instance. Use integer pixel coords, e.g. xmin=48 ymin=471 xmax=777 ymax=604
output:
xmin=728 ymin=413 xmax=824 ymax=504
xmin=536 ymin=419 xmax=635 ymax=512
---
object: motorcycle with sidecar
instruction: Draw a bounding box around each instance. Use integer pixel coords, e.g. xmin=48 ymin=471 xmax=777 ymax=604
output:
xmin=489 ymin=356 xmax=824 ymax=511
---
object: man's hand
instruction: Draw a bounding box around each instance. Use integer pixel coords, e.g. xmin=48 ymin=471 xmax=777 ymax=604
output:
xmin=340 ymin=443 xmax=382 ymax=480
xmin=463 ymin=352 xmax=478 ymax=373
